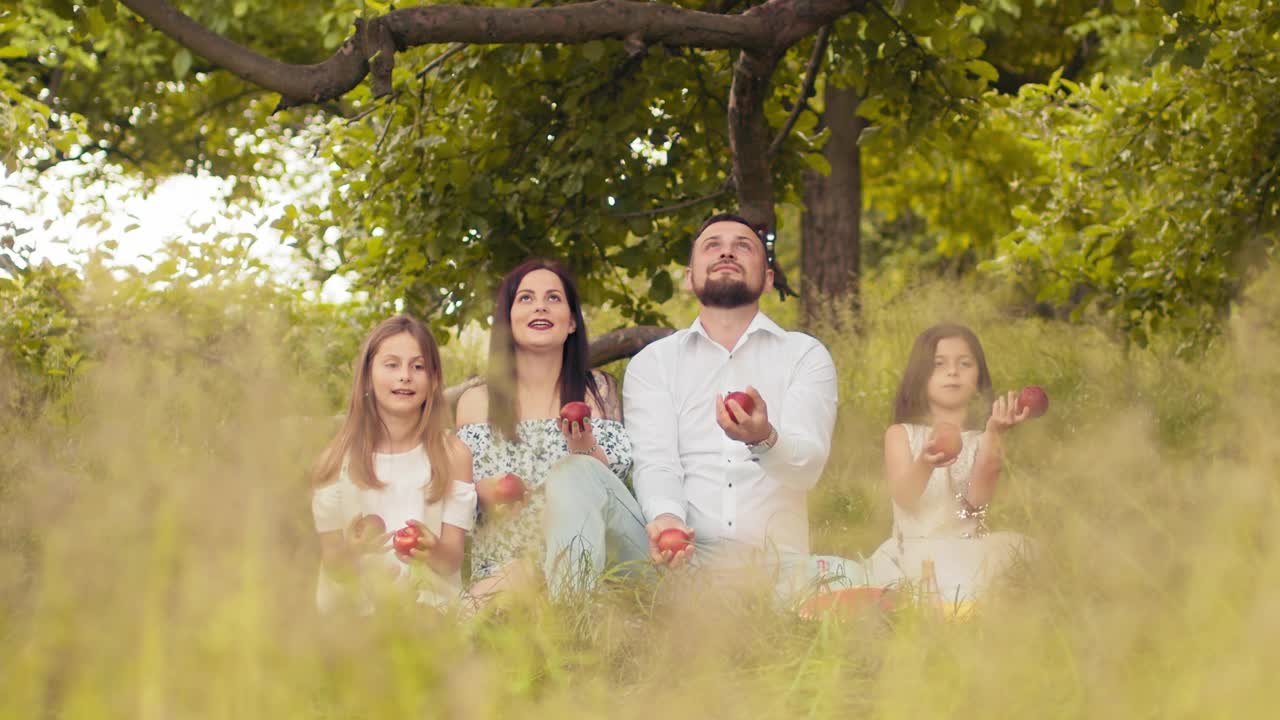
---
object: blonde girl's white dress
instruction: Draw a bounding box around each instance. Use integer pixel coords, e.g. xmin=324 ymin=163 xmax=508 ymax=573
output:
xmin=311 ymin=445 xmax=477 ymax=613
xmin=867 ymin=423 xmax=1030 ymax=600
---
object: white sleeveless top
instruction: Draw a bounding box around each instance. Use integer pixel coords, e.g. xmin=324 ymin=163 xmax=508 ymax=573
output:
xmin=311 ymin=445 xmax=476 ymax=612
xmin=889 ymin=423 xmax=983 ymax=543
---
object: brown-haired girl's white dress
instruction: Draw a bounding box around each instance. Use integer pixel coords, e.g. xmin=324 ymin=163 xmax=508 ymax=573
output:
xmin=866 ymin=424 xmax=1031 ymax=599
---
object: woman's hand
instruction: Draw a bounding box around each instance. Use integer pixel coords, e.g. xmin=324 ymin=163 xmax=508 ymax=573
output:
xmin=986 ymin=391 xmax=1031 ymax=435
xmin=559 ymin=416 xmax=597 ymax=455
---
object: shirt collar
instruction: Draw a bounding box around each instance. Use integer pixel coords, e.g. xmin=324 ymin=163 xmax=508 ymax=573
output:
xmin=683 ymin=310 xmax=786 ymax=346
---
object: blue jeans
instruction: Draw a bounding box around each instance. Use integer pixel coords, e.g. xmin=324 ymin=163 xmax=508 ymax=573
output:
xmin=542 ymin=455 xmax=651 ymax=596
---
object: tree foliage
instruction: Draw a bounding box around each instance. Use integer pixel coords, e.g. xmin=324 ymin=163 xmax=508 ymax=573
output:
xmin=3 ymin=0 xmax=1278 ymax=349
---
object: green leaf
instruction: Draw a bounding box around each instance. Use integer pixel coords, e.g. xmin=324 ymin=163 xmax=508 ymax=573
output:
xmin=0 ymin=47 xmax=27 ymax=60
xmin=964 ymin=60 xmax=999 ymax=83
xmin=49 ymin=0 xmax=76 ymax=20
xmin=172 ymin=49 xmax=193 ymax=80
xmin=804 ymin=154 xmax=832 ymax=175
xmin=581 ymin=41 xmax=606 ymax=63
xmin=649 ymin=270 xmax=673 ymax=303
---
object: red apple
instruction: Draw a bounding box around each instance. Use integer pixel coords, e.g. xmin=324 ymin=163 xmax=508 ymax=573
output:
xmin=492 ymin=472 xmax=527 ymax=505
xmin=559 ymin=401 xmax=592 ymax=429
xmin=392 ymin=524 xmax=423 ymax=556
xmin=724 ymin=391 xmax=755 ymax=423
xmin=351 ymin=513 xmax=386 ymax=541
xmin=655 ymin=527 xmax=692 ymax=555
xmin=927 ymin=421 xmax=963 ymax=463
xmin=1017 ymin=385 xmax=1049 ymax=418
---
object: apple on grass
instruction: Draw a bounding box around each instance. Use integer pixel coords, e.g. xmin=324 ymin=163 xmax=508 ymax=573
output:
xmin=927 ymin=421 xmax=963 ymax=463
xmin=655 ymin=527 xmax=692 ymax=555
xmin=1016 ymin=385 xmax=1049 ymax=418
xmin=724 ymin=391 xmax=755 ymax=423
xmin=492 ymin=472 xmax=527 ymax=505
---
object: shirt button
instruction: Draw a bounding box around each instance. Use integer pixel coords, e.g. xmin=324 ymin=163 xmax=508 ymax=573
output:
xmin=728 ymin=483 xmax=733 ymax=488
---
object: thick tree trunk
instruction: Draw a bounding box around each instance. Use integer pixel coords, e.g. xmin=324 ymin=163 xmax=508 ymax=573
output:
xmin=800 ymin=83 xmax=865 ymax=327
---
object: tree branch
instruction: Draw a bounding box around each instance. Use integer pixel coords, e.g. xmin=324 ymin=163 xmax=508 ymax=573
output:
xmin=767 ymin=24 xmax=830 ymax=158
xmin=441 ymin=325 xmax=673 ymax=404
xmin=588 ymin=325 xmax=676 ymax=366
xmin=118 ymin=0 xmax=865 ymax=109
xmin=613 ymin=182 xmax=732 ymax=218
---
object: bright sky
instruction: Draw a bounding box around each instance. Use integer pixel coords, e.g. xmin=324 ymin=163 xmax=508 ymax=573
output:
xmin=1 ymin=164 xmax=351 ymax=302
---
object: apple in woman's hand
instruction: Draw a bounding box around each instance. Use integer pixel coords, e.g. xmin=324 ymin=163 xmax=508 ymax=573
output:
xmin=1017 ymin=385 xmax=1049 ymax=418
xmin=927 ymin=421 xmax=963 ymax=462
xmin=560 ymin=401 xmax=592 ymax=430
xmin=655 ymin=528 xmax=692 ymax=555
xmin=724 ymin=391 xmax=755 ymax=423
xmin=493 ymin=472 xmax=527 ymax=505
xmin=392 ymin=524 xmax=423 ymax=556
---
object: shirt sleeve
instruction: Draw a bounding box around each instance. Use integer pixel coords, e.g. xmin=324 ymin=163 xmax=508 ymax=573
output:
xmin=623 ymin=345 xmax=688 ymax=523
xmin=755 ymin=339 xmax=838 ymax=491
xmin=312 ymin=477 xmax=352 ymax=534
xmin=441 ymin=480 xmax=477 ymax=532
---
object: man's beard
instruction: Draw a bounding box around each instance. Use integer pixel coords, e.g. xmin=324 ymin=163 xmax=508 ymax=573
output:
xmin=694 ymin=275 xmax=764 ymax=308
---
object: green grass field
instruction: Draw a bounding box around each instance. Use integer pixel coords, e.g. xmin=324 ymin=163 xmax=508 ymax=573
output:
xmin=3 ymin=269 xmax=1279 ymax=719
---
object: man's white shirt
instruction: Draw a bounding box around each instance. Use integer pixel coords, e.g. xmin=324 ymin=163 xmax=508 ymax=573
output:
xmin=623 ymin=311 xmax=838 ymax=557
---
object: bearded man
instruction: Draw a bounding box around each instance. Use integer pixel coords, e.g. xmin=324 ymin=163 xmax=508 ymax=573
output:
xmin=624 ymin=212 xmax=876 ymax=601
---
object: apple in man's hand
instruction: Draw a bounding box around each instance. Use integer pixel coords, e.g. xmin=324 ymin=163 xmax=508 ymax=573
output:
xmin=493 ymin=472 xmax=527 ymax=505
xmin=724 ymin=391 xmax=755 ymax=423
xmin=927 ymin=421 xmax=963 ymax=463
xmin=560 ymin=401 xmax=592 ymax=430
xmin=1017 ymin=385 xmax=1049 ymax=418
xmin=655 ymin=528 xmax=692 ymax=555
xmin=392 ymin=524 xmax=423 ymax=556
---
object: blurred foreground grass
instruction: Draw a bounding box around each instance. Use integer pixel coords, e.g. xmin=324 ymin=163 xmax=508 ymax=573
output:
xmin=3 ymin=269 xmax=1280 ymax=719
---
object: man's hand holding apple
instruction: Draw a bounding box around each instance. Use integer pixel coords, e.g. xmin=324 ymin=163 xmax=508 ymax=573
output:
xmin=646 ymin=513 xmax=696 ymax=569
xmin=716 ymin=386 xmax=774 ymax=447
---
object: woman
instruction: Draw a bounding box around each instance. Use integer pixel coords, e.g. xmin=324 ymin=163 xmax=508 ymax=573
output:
xmin=456 ymin=258 xmax=647 ymax=599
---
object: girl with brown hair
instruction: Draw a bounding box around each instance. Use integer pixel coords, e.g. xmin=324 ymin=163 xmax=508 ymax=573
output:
xmin=866 ymin=323 xmax=1032 ymax=599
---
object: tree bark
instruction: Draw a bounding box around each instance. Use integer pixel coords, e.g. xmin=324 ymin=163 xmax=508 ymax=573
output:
xmin=442 ymin=324 xmax=672 ymax=404
xmin=801 ymin=83 xmax=865 ymax=327
xmin=117 ymin=0 xmax=862 ymax=108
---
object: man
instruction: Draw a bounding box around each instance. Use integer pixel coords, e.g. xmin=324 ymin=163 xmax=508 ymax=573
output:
xmin=624 ymin=212 xmax=869 ymax=600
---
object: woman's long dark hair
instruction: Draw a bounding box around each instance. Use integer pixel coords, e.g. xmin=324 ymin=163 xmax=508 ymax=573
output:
xmin=891 ymin=323 xmax=992 ymax=429
xmin=488 ymin=258 xmax=603 ymax=441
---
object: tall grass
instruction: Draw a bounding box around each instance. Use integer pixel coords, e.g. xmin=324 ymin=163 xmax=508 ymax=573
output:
xmin=3 ymin=267 xmax=1279 ymax=719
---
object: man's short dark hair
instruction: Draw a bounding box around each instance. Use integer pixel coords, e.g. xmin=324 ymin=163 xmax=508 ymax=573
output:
xmin=690 ymin=212 xmax=773 ymax=266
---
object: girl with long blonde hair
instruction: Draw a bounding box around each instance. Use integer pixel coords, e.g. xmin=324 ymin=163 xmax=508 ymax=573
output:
xmin=311 ymin=315 xmax=475 ymax=612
